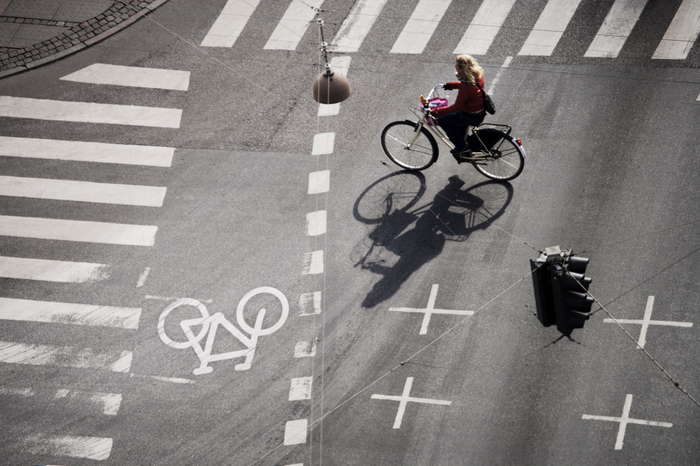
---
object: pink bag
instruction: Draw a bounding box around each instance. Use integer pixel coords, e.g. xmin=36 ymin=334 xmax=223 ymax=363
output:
xmin=428 ymin=97 xmax=448 ymax=109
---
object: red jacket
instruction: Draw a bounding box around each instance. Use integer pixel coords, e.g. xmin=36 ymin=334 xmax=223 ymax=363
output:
xmin=433 ymin=76 xmax=485 ymax=116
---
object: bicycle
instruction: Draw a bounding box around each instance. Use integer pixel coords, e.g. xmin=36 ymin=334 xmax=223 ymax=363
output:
xmin=380 ymin=84 xmax=526 ymax=181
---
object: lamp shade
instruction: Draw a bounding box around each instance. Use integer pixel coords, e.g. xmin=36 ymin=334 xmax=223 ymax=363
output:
xmin=313 ymin=71 xmax=350 ymax=104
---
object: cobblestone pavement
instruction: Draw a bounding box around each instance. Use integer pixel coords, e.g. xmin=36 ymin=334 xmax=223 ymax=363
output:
xmin=0 ymin=0 xmax=171 ymax=78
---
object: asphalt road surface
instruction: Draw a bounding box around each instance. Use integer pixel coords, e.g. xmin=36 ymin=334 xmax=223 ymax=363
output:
xmin=0 ymin=0 xmax=698 ymax=465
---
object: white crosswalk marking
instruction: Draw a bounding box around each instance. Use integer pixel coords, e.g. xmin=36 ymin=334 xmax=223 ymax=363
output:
xmin=652 ymin=0 xmax=700 ymax=59
xmin=264 ymin=0 xmax=322 ymax=50
xmin=60 ymin=63 xmax=190 ymax=90
xmin=0 ymin=136 xmax=174 ymax=167
xmin=519 ymin=0 xmax=584 ymax=56
xmin=21 ymin=434 xmax=113 ymax=461
xmin=0 ymin=387 xmax=123 ymax=416
xmin=454 ymin=0 xmax=517 ymax=55
xmin=0 ymin=341 xmax=132 ymax=372
xmin=0 ymin=297 xmax=141 ymax=329
xmin=390 ymin=0 xmax=452 ymax=54
xmin=0 ymin=256 xmax=109 ymax=283
xmin=0 ymin=96 xmax=182 ymax=128
xmin=585 ymin=0 xmax=648 ymax=58
xmin=0 ymin=175 xmax=166 ymax=207
xmin=332 ymin=0 xmax=388 ymax=52
xmin=0 ymin=215 xmax=158 ymax=246
xmin=201 ymin=0 xmax=261 ymax=47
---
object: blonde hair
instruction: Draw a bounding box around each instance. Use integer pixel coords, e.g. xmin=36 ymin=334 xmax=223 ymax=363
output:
xmin=455 ymin=54 xmax=484 ymax=83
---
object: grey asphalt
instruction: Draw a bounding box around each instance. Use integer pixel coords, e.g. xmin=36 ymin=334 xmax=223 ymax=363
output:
xmin=0 ymin=0 xmax=698 ymax=464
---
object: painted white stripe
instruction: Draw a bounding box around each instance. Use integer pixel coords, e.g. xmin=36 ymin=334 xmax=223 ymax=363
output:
xmin=518 ymin=0 xmax=584 ymax=56
xmin=201 ymin=0 xmax=262 ymax=47
xmin=318 ymin=56 xmax=352 ymax=116
xmin=486 ymin=56 xmax=512 ymax=94
xmin=289 ymin=376 xmax=313 ymax=401
xmin=652 ymin=0 xmax=700 ymax=59
xmin=0 ymin=297 xmax=141 ymax=329
xmin=303 ymin=250 xmax=324 ymax=275
xmin=294 ymin=340 xmax=316 ymax=358
xmin=264 ymin=0 xmax=322 ymax=50
xmin=0 ymin=176 xmax=166 ymax=207
xmin=0 ymin=215 xmax=158 ymax=246
xmin=584 ymin=0 xmax=648 ymax=58
xmin=60 ymin=63 xmax=190 ymax=91
xmin=284 ymin=419 xmax=308 ymax=445
xmin=136 ymin=267 xmax=151 ymax=288
xmin=306 ymin=210 xmax=327 ymax=236
xmin=22 ymin=434 xmax=112 ymax=461
xmin=54 ymin=389 xmax=122 ymax=415
xmin=312 ymin=132 xmax=335 ymax=155
xmin=454 ymin=0 xmax=517 ymax=55
xmin=0 ymin=387 xmax=34 ymax=396
xmin=299 ymin=291 xmax=322 ymax=316
xmin=0 ymin=341 xmax=132 ymax=372
xmin=0 ymin=96 xmax=182 ymax=128
xmin=0 ymin=256 xmax=109 ymax=283
xmin=390 ymin=0 xmax=452 ymax=54
xmin=308 ymin=170 xmax=330 ymax=194
xmin=697 ymin=92 xmax=700 ymax=101
xmin=332 ymin=0 xmax=389 ymax=52
xmin=0 ymin=136 xmax=174 ymax=167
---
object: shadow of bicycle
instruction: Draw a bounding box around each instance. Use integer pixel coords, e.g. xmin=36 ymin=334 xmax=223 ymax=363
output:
xmin=352 ymin=171 xmax=514 ymax=308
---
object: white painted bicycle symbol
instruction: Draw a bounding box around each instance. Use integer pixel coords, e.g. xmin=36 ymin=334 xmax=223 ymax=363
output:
xmin=157 ymin=287 xmax=289 ymax=375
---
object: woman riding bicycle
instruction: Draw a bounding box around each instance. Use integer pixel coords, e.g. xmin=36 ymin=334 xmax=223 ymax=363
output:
xmin=432 ymin=54 xmax=486 ymax=161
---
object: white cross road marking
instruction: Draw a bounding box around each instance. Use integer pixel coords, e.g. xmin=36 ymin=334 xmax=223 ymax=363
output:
xmin=584 ymin=0 xmax=648 ymax=58
xmin=264 ymin=0 xmax=322 ymax=50
xmin=389 ymin=284 xmax=474 ymax=335
xmin=603 ymin=296 xmax=693 ymax=349
xmin=60 ymin=63 xmax=191 ymax=90
xmin=582 ymin=394 xmax=672 ymax=450
xmin=371 ymin=377 xmax=451 ymax=429
xmin=332 ymin=0 xmax=388 ymax=52
xmin=284 ymin=419 xmax=308 ymax=445
xmin=201 ymin=0 xmax=262 ymax=47
xmin=390 ymin=0 xmax=452 ymax=54
xmin=518 ymin=0 xmax=584 ymax=56
xmin=454 ymin=0 xmax=518 ymax=55
xmin=652 ymin=0 xmax=700 ymax=60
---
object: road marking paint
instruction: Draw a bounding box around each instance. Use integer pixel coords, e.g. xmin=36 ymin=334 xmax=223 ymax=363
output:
xmin=299 ymin=291 xmax=322 ymax=316
xmin=264 ymin=0 xmax=322 ymax=50
xmin=0 ymin=96 xmax=182 ymax=128
xmin=303 ymin=250 xmax=324 ymax=275
xmin=390 ymin=0 xmax=452 ymax=54
xmin=284 ymin=419 xmax=308 ymax=445
xmin=21 ymin=434 xmax=113 ymax=461
xmin=0 ymin=387 xmax=34 ymax=396
xmin=582 ymin=394 xmax=672 ymax=450
xmin=137 ymin=267 xmax=151 ymax=288
xmin=130 ymin=373 xmax=196 ymax=384
xmin=318 ymin=56 xmax=352 ymax=117
xmin=486 ymin=56 xmax=512 ymax=95
xmin=0 ymin=215 xmax=158 ymax=246
xmin=289 ymin=376 xmax=313 ymax=401
xmin=0 ymin=175 xmax=166 ymax=207
xmin=518 ymin=0 xmax=584 ymax=56
xmin=306 ymin=210 xmax=327 ymax=236
xmin=285 ymin=464 xmax=303 ymax=466
xmin=53 ymin=389 xmax=122 ymax=415
xmin=371 ymin=377 xmax=451 ymax=429
xmin=652 ymin=0 xmax=700 ymax=59
xmin=311 ymin=132 xmax=335 ymax=155
xmin=0 ymin=341 xmax=132 ymax=372
xmin=603 ymin=295 xmax=693 ymax=349
xmin=308 ymin=170 xmax=330 ymax=194
xmin=584 ymin=0 xmax=648 ymax=58
xmin=0 ymin=136 xmax=174 ymax=167
xmin=60 ymin=63 xmax=190 ymax=90
xmin=389 ymin=284 xmax=474 ymax=335
xmin=201 ymin=0 xmax=261 ymax=47
xmin=294 ymin=340 xmax=316 ymax=358
xmin=0 ymin=297 xmax=141 ymax=329
xmin=454 ymin=0 xmax=517 ymax=55
xmin=332 ymin=0 xmax=388 ymax=52
xmin=144 ymin=295 xmax=213 ymax=303
xmin=697 ymin=92 xmax=700 ymax=101
xmin=0 ymin=256 xmax=109 ymax=283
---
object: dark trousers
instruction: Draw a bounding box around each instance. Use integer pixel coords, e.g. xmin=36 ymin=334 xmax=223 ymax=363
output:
xmin=437 ymin=111 xmax=484 ymax=152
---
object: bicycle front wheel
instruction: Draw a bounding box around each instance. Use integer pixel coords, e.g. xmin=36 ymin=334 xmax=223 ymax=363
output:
xmin=474 ymin=131 xmax=525 ymax=181
xmin=381 ymin=121 xmax=438 ymax=171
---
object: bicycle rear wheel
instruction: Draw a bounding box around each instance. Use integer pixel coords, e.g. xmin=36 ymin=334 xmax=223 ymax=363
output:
xmin=381 ymin=121 xmax=438 ymax=171
xmin=472 ymin=130 xmax=524 ymax=181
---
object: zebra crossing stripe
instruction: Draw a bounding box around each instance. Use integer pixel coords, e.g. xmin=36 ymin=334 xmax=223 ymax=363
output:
xmin=390 ymin=0 xmax=452 ymax=54
xmin=332 ymin=0 xmax=389 ymax=52
xmin=0 ymin=387 xmax=123 ymax=416
xmin=264 ymin=0 xmax=322 ymax=50
xmin=585 ymin=0 xmax=648 ymax=58
xmin=0 ymin=297 xmax=141 ymax=329
xmin=0 ymin=215 xmax=158 ymax=246
xmin=0 ymin=175 xmax=167 ymax=207
xmin=518 ymin=0 xmax=584 ymax=56
xmin=0 ymin=96 xmax=182 ymax=128
xmin=454 ymin=0 xmax=517 ymax=55
xmin=652 ymin=0 xmax=700 ymax=59
xmin=20 ymin=434 xmax=113 ymax=461
xmin=201 ymin=0 xmax=262 ymax=47
xmin=60 ymin=63 xmax=190 ymax=90
xmin=0 ymin=341 xmax=132 ymax=372
xmin=0 ymin=136 xmax=174 ymax=167
xmin=0 ymin=256 xmax=109 ymax=283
